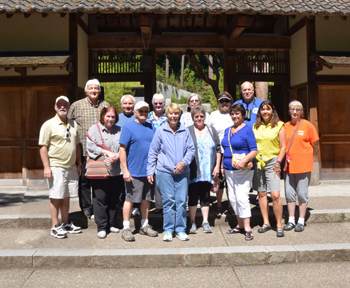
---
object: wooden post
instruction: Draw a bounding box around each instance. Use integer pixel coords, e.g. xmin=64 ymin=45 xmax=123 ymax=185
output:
xmin=224 ymin=49 xmax=237 ymax=100
xmin=208 ymin=55 xmax=213 ymax=80
xmin=69 ymin=13 xmax=78 ymax=102
xmin=306 ymin=16 xmax=319 ymax=185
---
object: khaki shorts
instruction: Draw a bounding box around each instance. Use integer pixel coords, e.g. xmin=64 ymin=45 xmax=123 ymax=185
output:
xmin=47 ymin=166 xmax=79 ymax=199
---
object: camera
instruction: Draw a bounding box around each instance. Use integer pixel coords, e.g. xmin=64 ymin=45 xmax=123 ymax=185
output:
xmin=245 ymin=109 xmax=252 ymax=121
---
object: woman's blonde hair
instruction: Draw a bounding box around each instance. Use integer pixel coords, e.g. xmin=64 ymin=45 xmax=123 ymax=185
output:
xmin=165 ymin=103 xmax=181 ymax=116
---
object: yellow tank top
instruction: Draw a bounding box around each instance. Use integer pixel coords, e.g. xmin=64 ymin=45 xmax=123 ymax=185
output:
xmin=253 ymin=121 xmax=284 ymax=169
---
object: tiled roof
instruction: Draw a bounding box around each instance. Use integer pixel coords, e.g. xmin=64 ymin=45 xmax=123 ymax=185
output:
xmin=0 ymin=55 xmax=71 ymax=67
xmin=319 ymin=55 xmax=350 ymax=66
xmin=0 ymin=1 xmax=349 ymax=15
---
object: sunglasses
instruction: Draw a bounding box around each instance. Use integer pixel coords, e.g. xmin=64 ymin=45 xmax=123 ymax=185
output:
xmin=65 ymin=127 xmax=70 ymax=139
xmin=219 ymin=99 xmax=230 ymax=104
xmin=153 ymin=102 xmax=164 ymax=106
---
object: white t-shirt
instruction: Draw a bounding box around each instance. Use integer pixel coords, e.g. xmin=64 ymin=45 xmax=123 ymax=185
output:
xmin=208 ymin=110 xmax=233 ymax=152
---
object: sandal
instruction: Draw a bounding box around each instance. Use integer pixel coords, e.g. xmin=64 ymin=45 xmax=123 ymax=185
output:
xmin=257 ymin=224 xmax=272 ymax=233
xmin=276 ymin=227 xmax=285 ymax=238
xmin=227 ymin=226 xmax=244 ymax=234
xmin=214 ymin=207 xmax=222 ymax=216
xmin=245 ymin=231 xmax=254 ymax=241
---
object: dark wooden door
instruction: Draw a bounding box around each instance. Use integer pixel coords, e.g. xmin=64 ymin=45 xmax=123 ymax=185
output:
xmin=319 ymin=85 xmax=350 ymax=179
xmin=0 ymin=86 xmax=68 ymax=185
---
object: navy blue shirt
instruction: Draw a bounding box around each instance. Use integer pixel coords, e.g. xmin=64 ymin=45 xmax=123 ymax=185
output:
xmin=234 ymin=97 xmax=264 ymax=129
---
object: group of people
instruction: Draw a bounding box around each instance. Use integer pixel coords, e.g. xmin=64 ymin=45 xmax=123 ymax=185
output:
xmin=39 ymin=79 xmax=319 ymax=243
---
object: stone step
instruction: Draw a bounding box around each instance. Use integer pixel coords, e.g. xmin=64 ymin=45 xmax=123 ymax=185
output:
xmin=2 ymin=243 xmax=350 ymax=269
xmin=1 ymin=208 xmax=350 ymax=229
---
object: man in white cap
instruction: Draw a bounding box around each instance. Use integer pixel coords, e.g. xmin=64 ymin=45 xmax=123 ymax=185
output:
xmin=39 ymin=96 xmax=82 ymax=239
xmin=119 ymin=101 xmax=158 ymax=241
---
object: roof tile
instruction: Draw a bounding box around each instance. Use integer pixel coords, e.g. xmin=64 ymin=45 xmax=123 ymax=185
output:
xmin=0 ymin=0 xmax=349 ymax=15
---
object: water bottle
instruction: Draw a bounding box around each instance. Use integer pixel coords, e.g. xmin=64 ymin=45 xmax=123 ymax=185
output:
xmin=104 ymin=155 xmax=112 ymax=172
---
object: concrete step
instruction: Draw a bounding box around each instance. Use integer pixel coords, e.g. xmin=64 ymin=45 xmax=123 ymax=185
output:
xmin=1 ymin=222 xmax=350 ymax=268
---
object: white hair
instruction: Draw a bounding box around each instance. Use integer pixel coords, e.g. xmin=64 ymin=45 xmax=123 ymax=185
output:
xmin=187 ymin=93 xmax=201 ymax=106
xmin=85 ymin=79 xmax=101 ymax=92
xmin=241 ymin=81 xmax=254 ymax=91
xmin=120 ymin=94 xmax=136 ymax=105
xmin=289 ymin=100 xmax=303 ymax=110
xmin=152 ymin=93 xmax=165 ymax=104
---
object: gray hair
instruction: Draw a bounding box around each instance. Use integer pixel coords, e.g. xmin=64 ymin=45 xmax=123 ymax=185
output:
xmin=152 ymin=93 xmax=165 ymax=104
xmin=191 ymin=105 xmax=206 ymax=120
xmin=187 ymin=93 xmax=202 ymax=106
xmin=120 ymin=94 xmax=136 ymax=105
xmin=85 ymin=79 xmax=101 ymax=93
xmin=241 ymin=81 xmax=254 ymax=91
xmin=289 ymin=100 xmax=303 ymax=110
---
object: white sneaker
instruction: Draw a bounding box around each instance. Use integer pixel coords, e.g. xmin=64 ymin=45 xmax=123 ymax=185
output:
xmin=51 ymin=224 xmax=68 ymax=239
xmin=176 ymin=231 xmax=189 ymax=241
xmin=62 ymin=222 xmax=82 ymax=234
xmin=132 ymin=208 xmax=140 ymax=217
xmin=110 ymin=227 xmax=120 ymax=233
xmin=163 ymin=231 xmax=173 ymax=242
xmin=97 ymin=230 xmax=107 ymax=239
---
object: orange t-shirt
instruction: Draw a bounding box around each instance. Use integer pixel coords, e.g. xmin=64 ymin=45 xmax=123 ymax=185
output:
xmin=284 ymin=120 xmax=319 ymax=174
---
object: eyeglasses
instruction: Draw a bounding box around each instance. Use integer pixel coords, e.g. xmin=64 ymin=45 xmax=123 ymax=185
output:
xmin=194 ymin=115 xmax=205 ymax=119
xmin=65 ymin=127 xmax=70 ymax=139
xmin=289 ymin=108 xmax=301 ymax=112
xmin=189 ymin=99 xmax=200 ymax=103
xmin=138 ymin=110 xmax=149 ymax=114
xmin=219 ymin=99 xmax=230 ymax=104
xmin=153 ymin=102 xmax=163 ymax=106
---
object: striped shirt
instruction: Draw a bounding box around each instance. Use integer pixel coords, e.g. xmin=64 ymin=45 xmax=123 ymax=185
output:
xmin=68 ymin=97 xmax=109 ymax=156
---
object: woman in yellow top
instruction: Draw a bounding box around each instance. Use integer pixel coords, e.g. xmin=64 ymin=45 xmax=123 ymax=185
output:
xmin=253 ymin=101 xmax=286 ymax=237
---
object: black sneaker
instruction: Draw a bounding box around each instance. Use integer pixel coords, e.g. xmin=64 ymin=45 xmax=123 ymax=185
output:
xmin=51 ymin=224 xmax=68 ymax=239
xmin=294 ymin=223 xmax=305 ymax=232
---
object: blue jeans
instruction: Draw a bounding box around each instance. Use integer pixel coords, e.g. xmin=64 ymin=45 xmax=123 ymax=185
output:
xmin=156 ymin=170 xmax=189 ymax=233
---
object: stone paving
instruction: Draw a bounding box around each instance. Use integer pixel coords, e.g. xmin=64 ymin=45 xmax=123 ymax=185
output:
xmin=0 ymin=181 xmax=349 ymax=269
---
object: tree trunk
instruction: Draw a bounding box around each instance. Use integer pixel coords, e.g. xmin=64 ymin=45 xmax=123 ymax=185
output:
xmin=165 ymin=55 xmax=169 ymax=84
xmin=255 ymin=82 xmax=268 ymax=100
xmin=180 ymin=55 xmax=185 ymax=87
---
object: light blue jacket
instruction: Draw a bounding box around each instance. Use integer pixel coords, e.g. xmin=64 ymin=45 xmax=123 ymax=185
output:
xmin=147 ymin=122 xmax=195 ymax=175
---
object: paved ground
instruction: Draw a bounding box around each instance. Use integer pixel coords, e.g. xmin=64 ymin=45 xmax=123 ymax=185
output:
xmin=0 ymin=181 xmax=349 ymax=271
xmin=1 ymin=262 xmax=350 ymax=288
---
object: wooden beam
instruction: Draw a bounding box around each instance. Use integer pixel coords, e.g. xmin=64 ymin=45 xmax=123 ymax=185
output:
xmin=226 ymin=15 xmax=254 ymax=40
xmin=78 ymin=16 xmax=91 ymax=35
xmin=316 ymin=75 xmax=350 ymax=83
xmin=14 ymin=67 xmax=27 ymax=76
xmin=0 ymin=75 xmax=70 ymax=86
xmin=88 ymin=34 xmax=291 ymax=51
xmin=288 ymin=17 xmax=306 ymax=36
xmin=24 ymin=13 xmax=31 ymax=18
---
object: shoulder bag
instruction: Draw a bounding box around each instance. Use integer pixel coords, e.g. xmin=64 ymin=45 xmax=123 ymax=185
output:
xmin=85 ymin=124 xmax=111 ymax=180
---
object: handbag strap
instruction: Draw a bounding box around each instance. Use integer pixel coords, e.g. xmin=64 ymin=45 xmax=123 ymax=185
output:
xmin=228 ymin=127 xmax=235 ymax=158
xmin=86 ymin=123 xmax=110 ymax=151
xmin=286 ymin=119 xmax=303 ymax=154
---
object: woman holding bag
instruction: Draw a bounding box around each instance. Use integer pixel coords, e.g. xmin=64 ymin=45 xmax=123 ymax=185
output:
xmin=253 ymin=101 xmax=286 ymax=237
xmin=86 ymin=106 xmax=123 ymax=239
xmin=221 ymin=104 xmax=257 ymax=241
xmin=283 ymin=101 xmax=319 ymax=232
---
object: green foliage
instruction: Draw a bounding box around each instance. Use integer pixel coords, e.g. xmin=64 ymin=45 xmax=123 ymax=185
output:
xmin=170 ymin=96 xmax=188 ymax=104
xmin=101 ymin=82 xmax=138 ymax=113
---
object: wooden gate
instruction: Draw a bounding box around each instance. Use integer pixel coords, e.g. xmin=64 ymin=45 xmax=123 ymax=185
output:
xmin=0 ymin=85 xmax=68 ymax=185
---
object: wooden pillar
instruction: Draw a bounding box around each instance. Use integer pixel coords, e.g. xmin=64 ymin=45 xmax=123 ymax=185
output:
xmin=165 ymin=55 xmax=169 ymax=84
xmin=143 ymin=49 xmax=156 ymax=105
xmin=306 ymin=16 xmax=320 ymax=185
xmin=180 ymin=55 xmax=185 ymax=87
xmin=224 ymin=50 xmax=237 ymax=100
xmin=69 ymin=13 xmax=78 ymax=102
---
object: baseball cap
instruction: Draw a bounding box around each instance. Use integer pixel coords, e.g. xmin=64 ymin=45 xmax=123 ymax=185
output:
xmin=55 ymin=96 xmax=70 ymax=105
xmin=134 ymin=101 xmax=150 ymax=111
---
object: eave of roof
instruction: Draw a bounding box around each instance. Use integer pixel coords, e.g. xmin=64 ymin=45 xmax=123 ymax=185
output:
xmin=0 ymin=55 xmax=71 ymax=68
xmin=0 ymin=1 xmax=349 ymax=16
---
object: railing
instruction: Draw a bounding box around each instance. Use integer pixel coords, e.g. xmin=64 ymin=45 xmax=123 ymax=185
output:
xmin=91 ymin=54 xmax=142 ymax=75
xmin=235 ymin=51 xmax=288 ymax=75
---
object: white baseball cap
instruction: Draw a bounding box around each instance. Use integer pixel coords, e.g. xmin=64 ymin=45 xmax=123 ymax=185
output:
xmin=134 ymin=101 xmax=150 ymax=111
xmin=55 ymin=96 xmax=70 ymax=105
